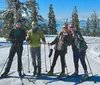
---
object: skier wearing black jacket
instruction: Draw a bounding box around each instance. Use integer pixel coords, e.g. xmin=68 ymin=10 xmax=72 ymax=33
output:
xmin=69 ymin=24 xmax=88 ymax=77
xmin=1 ymin=20 xmax=26 ymax=77
xmin=47 ymin=25 xmax=72 ymax=76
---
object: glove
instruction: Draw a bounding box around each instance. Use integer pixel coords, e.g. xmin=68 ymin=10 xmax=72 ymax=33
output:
xmin=14 ymin=42 xmax=19 ymax=46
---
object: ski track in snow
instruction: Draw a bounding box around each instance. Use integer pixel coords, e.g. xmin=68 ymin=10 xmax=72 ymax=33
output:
xmin=0 ymin=36 xmax=100 ymax=85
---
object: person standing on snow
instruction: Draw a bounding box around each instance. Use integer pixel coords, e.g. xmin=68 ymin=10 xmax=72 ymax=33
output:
xmin=26 ymin=21 xmax=46 ymax=76
xmin=1 ymin=20 xmax=26 ymax=77
xmin=69 ymin=24 xmax=88 ymax=77
xmin=47 ymin=25 xmax=72 ymax=77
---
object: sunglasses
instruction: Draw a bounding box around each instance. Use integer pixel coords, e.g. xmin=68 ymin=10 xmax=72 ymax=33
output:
xmin=16 ymin=22 xmax=21 ymax=25
xmin=32 ymin=24 xmax=37 ymax=26
xmin=70 ymin=26 xmax=74 ymax=29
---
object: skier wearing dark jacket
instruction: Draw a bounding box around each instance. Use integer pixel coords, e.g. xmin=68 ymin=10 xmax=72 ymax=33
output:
xmin=1 ymin=20 xmax=26 ymax=77
xmin=47 ymin=25 xmax=72 ymax=76
xmin=69 ymin=24 xmax=88 ymax=77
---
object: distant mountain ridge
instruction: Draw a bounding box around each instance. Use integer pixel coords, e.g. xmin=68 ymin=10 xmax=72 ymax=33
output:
xmin=0 ymin=20 xmax=87 ymax=31
xmin=55 ymin=19 xmax=87 ymax=31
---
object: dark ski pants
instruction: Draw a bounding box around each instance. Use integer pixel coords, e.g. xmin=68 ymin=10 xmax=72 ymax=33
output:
xmin=50 ymin=49 xmax=66 ymax=73
xmin=30 ymin=47 xmax=41 ymax=74
xmin=4 ymin=44 xmax=23 ymax=73
xmin=73 ymin=50 xmax=87 ymax=73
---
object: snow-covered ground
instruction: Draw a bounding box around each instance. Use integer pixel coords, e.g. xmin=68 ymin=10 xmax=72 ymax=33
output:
xmin=0 ymin=36 xmax=100 ymax=85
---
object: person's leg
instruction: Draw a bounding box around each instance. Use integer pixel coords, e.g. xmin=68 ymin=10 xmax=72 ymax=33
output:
xmin=16 ymin=45 xmax=23 ymax=75
xmin=73 ymin=51 xmax=79 ymax=73
xmin=59 ymin=51 xmax=66 ymax=76
xmin=50 ymin=50 xmax=59 ymax=72
xmin=30 ymin=47 xmax=37 ymax=75
xmin=1 ymin=45 xmax=16 ymax=76
xmin=71 ymin=51 xmax=79 ymax=76
xmin=60 ymin=51 xmax=65 ymax=73
xmin=79 ymin=51 xmax=88 ymax=73
xmin=47 ymin=50 xmax=59 ymax=75
xmin=36 ymin=47 xmax=41 ymax=75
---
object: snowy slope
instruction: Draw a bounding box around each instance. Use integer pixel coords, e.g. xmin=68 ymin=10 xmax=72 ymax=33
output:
xmin=0 ymin=36 xmax=100 ymax=85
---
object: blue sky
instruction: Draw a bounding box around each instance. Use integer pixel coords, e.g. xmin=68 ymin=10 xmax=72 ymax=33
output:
xmin=0 ymin=0 xmax=100 ymax=20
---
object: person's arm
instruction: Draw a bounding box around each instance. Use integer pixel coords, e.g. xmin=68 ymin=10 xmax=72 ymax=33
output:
xmin=76 ymin=31 xmax=84 ymax=41
xmin=8 ymin=29 xmax=16 ymax=44
xmin=22 ymin=29 xmax=26 ymax=41
xmin=50 ymin=31 xmax=61 ymax=45
xmin=50 ymin=36 xmax=58 ymax=45
xmin=26 ymin=30 xmax=31 ymax=43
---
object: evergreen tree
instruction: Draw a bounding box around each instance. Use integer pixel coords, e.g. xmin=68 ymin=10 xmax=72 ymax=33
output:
xmin=71 ymin=6 xmax=80 ymax=31
xmin=25 ymin=0 xmax=39 ymax=30
xmin=86 ymin=17 xmax=91 ymax=36
xmin=48 ymin=4 xmax=57 ymax=34
xmin=91 ymin=11 xmax=99 ymax=36
xmin=25 ymin=0 xmax=45 ymax=30
xmin=64 ymin=18 xmax=68 ymax=27
xmin=1 ymin=0 xmax=45 ymax=37
xmin=1 ymin=0 xmax=26 ymax=38
xmin=1 ymin=0 xmax=30 ymax=34
xmin=26 ymin=0 xmax=38 ymax=23
xmin=98 ymin=19 xmax=100 ymax=36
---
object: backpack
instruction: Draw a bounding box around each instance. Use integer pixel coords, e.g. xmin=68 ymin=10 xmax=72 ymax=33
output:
xmin=75 ymin=31 xmax=88 ymax=51
xmin=81 ymin=40 xmax=88 ymax=51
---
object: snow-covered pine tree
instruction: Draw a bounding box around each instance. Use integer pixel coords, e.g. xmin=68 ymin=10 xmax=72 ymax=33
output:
xmin=85 ymin=17 xmax=91 ymax=36
xmin=64 ymin=18 xmax=69 ymax=27
xmin=72 ymin=6 xmax=80 ymax=31
xmin=2 ymin=0 xmax=23 ymax=38
xmin=48 ymin=4 xmax=57 ymax=34
xmin=25 ymin=0 xmax=45 ymax=30
xmin=91 ymin=11 xmax=99 ymax=36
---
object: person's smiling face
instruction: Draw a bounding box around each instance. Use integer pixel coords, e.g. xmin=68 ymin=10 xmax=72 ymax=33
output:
xmin=31 ymin=22 xmax=37 ymax=29
xmin=16 ymin=22 xmax=21 ymax=28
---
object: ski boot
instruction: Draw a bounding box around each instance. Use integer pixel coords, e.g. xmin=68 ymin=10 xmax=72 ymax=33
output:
xmin=83 ymin=70 xmax=88 ymax=77
xmin=71 ymin=72 xmax=78 ymax=77
xmin=1 ymin=72 xmax=8 ymax=77
xmin=18 ymin=71 xmax=23 ymax=77
xmin=59 ymin=72 xmax=65 ymax=77
xmin=47 ymin=71 xmax=53 ymax=76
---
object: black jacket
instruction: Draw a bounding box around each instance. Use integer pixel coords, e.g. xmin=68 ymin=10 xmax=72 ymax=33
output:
xmin=72 ymin=31 xmax=87 ymax=52
xmin=9 ymin=28 xmax=26 ymax=45
xmin=50 ymin=31 xmax=72 ymax=53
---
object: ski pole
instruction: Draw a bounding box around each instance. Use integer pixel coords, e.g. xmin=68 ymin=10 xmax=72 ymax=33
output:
xmin=48 ymin=43 xmax=51 ymax=67
xmin=85 ymin=54 xmax=96 ymax=83
xmin=44 ymin=44 xmax=47 ymax=72
xmin=0 ymin=57 xmax=9 ymax=75
xmin=27 ymin=44 xmax=30 ymax=73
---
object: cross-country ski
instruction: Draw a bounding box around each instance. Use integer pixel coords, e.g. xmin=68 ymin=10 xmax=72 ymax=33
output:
xmin=0 ymin=0 xmax=100 ymax=85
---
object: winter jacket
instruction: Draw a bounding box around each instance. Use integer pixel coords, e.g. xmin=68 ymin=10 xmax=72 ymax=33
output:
xmin=50 ymin=31 xmax=72 ymax=53
xmin=72 ymin=31 xmax=87 ymax=52
xmin=26 ymin=28 xmax=45 ymax=48
xmin=9 ymin=28 xmax=26 ymax=45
